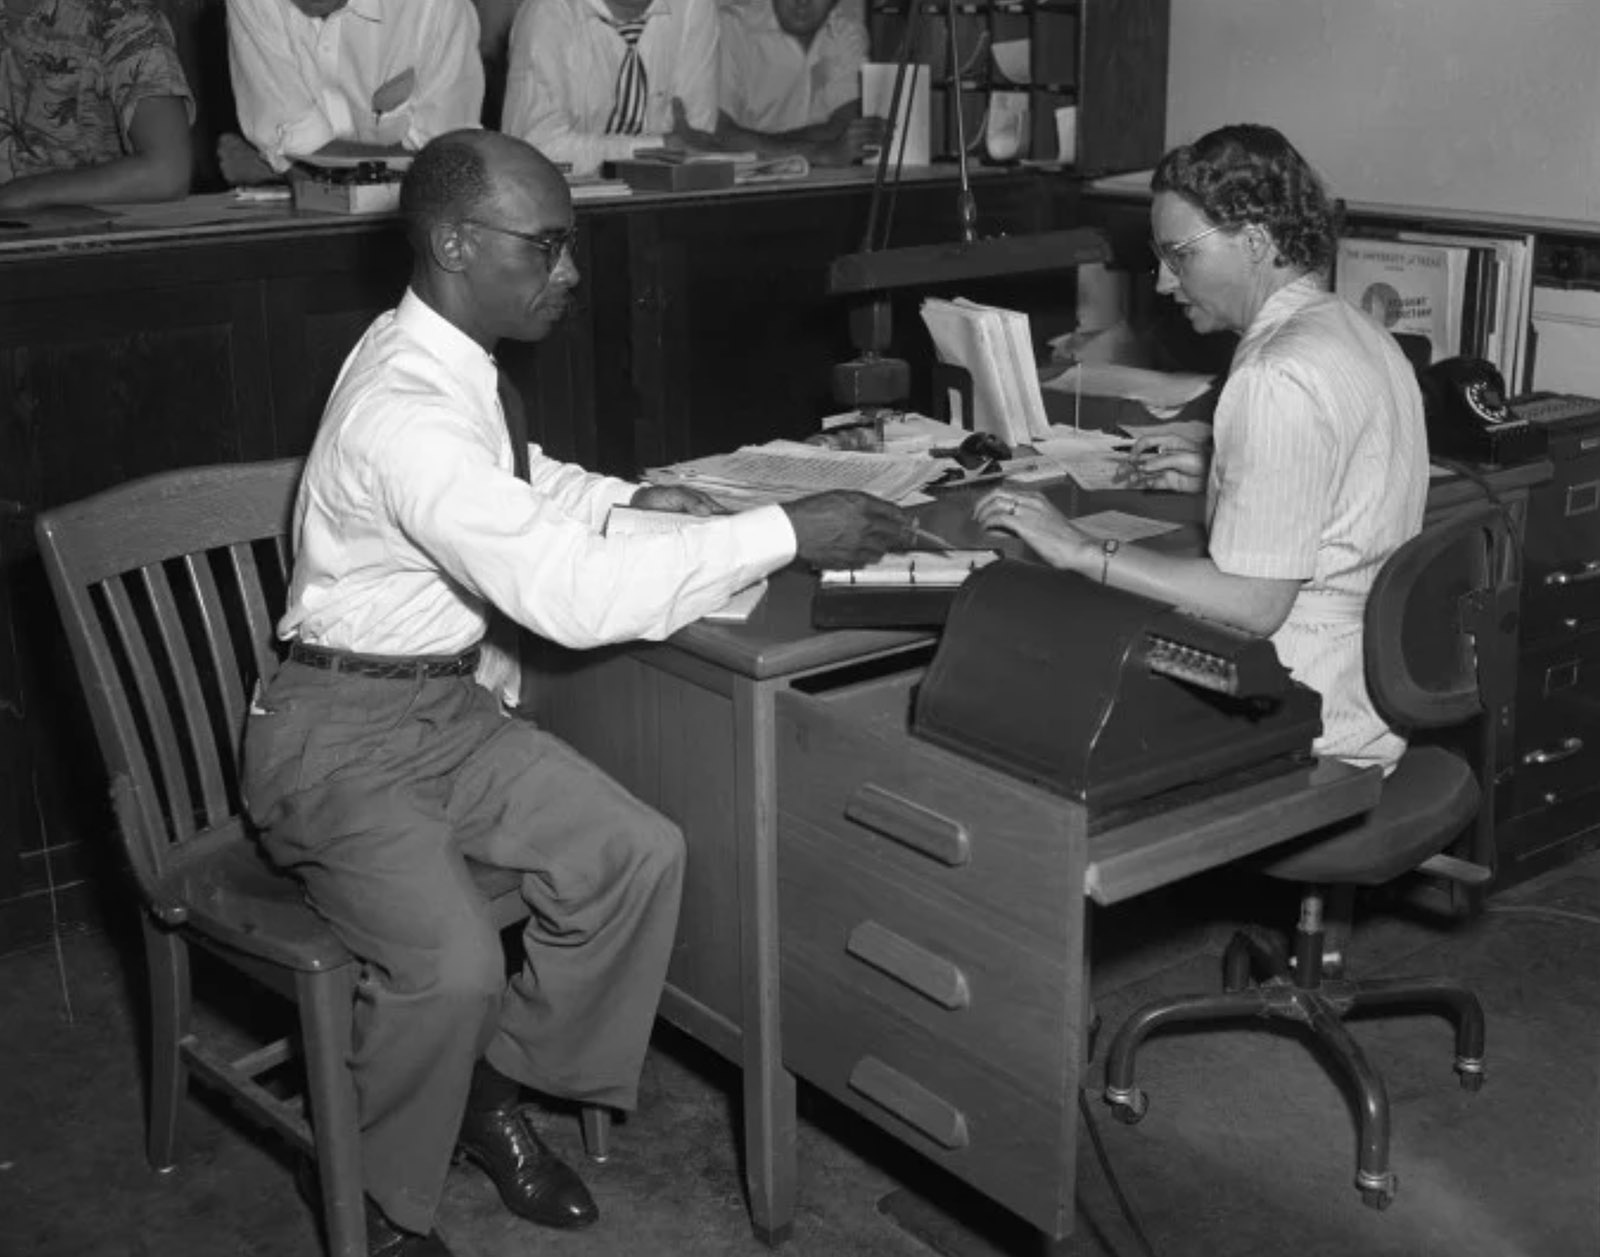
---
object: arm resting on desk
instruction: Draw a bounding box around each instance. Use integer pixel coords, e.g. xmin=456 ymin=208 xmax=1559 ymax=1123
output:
xmin=0 ymin=97 xmax=191 ymax=211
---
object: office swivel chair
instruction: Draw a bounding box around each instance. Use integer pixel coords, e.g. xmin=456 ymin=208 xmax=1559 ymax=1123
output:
xmin=36 ymin=460 xmax=609 ymax=1257
xmin=1101 ymin=501 xmax=1514 ymax=1209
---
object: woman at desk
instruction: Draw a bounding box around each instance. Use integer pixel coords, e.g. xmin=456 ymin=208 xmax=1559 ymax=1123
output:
xmin=976 ymin=124 xmax=1428 ymax=773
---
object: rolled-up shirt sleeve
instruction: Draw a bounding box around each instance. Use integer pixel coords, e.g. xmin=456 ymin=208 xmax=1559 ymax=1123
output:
xmin=227 ymin=0 xmax=339 ymax=171
xmin=1207 ymin=363 xmax=1334 ymax=581
xmin=382 ymin=412 xmax=797 ymax=648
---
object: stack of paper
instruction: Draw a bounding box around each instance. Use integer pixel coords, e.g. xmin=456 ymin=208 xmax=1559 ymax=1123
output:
xmin=819 ymin=550 xmax=999 ymax=587
xmin=645 ymin=440 xmax=939 ymax=508
xmin=920 ymin=298 xmax=1050 ymax=447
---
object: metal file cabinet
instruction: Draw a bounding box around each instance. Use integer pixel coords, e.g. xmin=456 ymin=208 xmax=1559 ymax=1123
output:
xmin=1501 ymin=401 xmax=1600 ymax=882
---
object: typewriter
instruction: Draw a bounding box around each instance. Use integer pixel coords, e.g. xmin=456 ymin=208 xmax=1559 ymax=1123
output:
xmin=911 ymin=560 xmax=1323 ymax=825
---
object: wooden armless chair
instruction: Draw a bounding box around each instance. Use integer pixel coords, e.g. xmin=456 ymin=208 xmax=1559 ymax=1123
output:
xmin=1101 ymin=502 xmax=1514 ymax=1210
xmin=36 ymin=459 xmax=610 ymax=1257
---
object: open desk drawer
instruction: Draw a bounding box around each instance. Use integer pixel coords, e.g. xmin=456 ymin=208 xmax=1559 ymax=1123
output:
xmin=774 ymin=668 xmax=1087 ymax=1237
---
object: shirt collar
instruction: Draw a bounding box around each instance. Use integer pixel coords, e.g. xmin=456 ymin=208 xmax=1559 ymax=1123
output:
xmin=345 ymin=0 xmax=384 ymax=22
xmin=1249 ymin=272 xmax=1326 ymax=339
xmin=394 ymin=289 xmax=498 ymax=394
xmin=579 ymin=0 xmax=673 ymax=25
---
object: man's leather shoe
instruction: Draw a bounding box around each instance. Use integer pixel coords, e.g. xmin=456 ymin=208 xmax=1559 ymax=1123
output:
xmin=365 ymin=1201 xmax=454 ymax=1257
xmin=454 ymin=1104 xmax=599 ymax=1229
xmin=293 ymin=1156 xmax=454 ymax=1257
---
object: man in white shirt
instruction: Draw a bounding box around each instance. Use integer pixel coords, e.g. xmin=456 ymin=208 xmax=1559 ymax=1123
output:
xmin=715 ymin=0 xmax=882 ymax=165
xmin=241 ymin=128 xmax=911 ymax=1257
xmin=501 ymin=0 xmax=718 ymax=177
xmin=219 ymin=0 xmax=485 ymax=185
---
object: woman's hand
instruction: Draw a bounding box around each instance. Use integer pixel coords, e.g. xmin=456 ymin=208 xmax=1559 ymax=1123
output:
xmin=973 ymin=489 xmax=1097 ymax=571
xmin=1115 ymin=434 xmax=1209 ymax=494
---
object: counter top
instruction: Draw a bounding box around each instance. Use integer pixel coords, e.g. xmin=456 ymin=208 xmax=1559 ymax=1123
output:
xmin=0 ymin=163 xmax=1054 ymax=262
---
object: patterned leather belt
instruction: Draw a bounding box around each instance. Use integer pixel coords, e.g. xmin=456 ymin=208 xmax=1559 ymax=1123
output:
xmin=286 ymin=640 xmax=481 ymax=680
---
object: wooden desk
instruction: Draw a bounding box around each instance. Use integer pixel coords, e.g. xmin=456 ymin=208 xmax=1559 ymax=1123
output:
xmin=525 ymin=567 xmax=1382 ymax=1244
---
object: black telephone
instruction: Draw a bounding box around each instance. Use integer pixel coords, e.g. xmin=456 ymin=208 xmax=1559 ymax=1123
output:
xmin=1419 ymin=357 xmax=1547 ymax=466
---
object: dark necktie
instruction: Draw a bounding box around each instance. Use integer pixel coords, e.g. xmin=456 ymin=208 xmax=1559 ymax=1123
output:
xmin=605 ymin=19 xmax=649 ymax=136
xmin=497 ymin=368 xmax=530 ymax=482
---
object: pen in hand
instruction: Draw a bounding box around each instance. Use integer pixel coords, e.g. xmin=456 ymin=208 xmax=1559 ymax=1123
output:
xmin=909 ymin=523 xmax=960 ymax=552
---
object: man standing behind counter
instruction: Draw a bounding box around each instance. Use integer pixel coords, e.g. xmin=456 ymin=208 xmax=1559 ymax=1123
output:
xmin=715 ymin=0 xmax=882 ymax=165
xmin=501 ymin=0 xmax=718 ymax=178
xmin=0 ymin=0 xmax=193 ymax=210
xmin=241 ymin=128 xmax=911 ymax=1256
xmin=219 ymin=0 xmax=484 ymax=186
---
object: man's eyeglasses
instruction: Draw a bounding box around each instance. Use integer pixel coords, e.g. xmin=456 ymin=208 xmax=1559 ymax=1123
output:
xmin=463 ymin=219 xmax=578 ymax=266
xmin=1149 ymin=222 xmax=1225 ymax=273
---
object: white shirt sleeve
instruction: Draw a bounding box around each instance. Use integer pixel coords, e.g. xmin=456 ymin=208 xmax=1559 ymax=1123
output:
xmin=381 ymin=410 xmax=797 ymax=648
xmin=817 ymin=13 xmax=867 ymax=118
xmin=227 ymin=0 xmax=338 ymax=171
xmin=502 ymin=0 xmax=663 ymax=175
xmin=1207 ymin=361 xmax=1335 ymax=581
xmin=401 ymin=0 xmax=485 ymax=149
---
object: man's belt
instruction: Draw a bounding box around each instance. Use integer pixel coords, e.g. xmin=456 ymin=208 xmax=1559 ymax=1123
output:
xmin=287 ymin=640 xmax=481 ymax=680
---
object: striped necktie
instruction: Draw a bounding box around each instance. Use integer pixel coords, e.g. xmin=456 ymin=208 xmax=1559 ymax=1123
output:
xmin=605 ymin=18 xmax=649 ymax=136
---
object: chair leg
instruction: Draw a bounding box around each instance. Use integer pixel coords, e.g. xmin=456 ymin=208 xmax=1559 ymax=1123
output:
xmin=1346 ymin=976 xmax=1488 ymax=1088
xmin=297 ymin=966 xmax=365 ymax=1257
xmin=581 ymin=1105 xmax=611 ymax=1163
xmin=1223 ymin=926 xmax=1292 ymax=991
xmin=1103 ymin=990 xmax=1273 ymax=1121
xmin=141 ymin=916 xmax=190 ymax=1173
xmin=1302 ymin=996 xmax=1396 ymax=1208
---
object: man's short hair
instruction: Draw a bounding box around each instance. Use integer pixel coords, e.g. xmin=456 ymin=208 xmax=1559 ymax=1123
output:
xmin=400 ymin=131 xmax=497 ymax=253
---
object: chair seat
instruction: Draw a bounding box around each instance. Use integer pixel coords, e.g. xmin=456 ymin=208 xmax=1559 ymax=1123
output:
xmin=1258 ymin=746 xmax=1480 ymax=886
xmin=161 ymin=832 xmax=533 ymax=972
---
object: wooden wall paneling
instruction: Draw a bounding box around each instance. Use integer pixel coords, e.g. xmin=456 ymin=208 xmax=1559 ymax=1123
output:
xmin=1076 ymin=0 xmax=1170 ymax=176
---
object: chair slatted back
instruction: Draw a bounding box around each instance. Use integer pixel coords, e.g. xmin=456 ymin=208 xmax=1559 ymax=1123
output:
xmin=35 ymin=460 xmax=304 ymax=907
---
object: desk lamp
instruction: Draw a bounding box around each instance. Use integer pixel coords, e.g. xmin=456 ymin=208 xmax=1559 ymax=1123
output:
xmin=829 ymin=0 xmax=1110 ymax=423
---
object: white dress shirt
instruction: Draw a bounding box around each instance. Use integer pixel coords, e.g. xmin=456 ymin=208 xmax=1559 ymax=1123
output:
xmin=501 ymin=0 xmax=718 ymax=177
xmin=1206 ymin=275 xmax=1428 ymax=772
xmin=283 ymin=291 xmax=797 ymax=681
xmin=227 ymin=0 xmax=485 ymax=172
xmin=718 ymin=0 xmax=865 ymax=133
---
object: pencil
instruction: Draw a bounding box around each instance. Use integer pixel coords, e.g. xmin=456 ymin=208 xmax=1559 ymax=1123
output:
xmin=910 ymin=523 xmax=960 ymax=552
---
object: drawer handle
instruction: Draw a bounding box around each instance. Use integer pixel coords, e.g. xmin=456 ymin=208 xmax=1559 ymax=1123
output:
xmin=846 ymin=920 xmax=971 ymax=1010
xmin=1522 ymin=736 xmax=1584 ymax=766
xmin=1544 ymin=561 xmax=1600 ymax=587
xmin=844 ymin=784 xmax=971 ymax=866
xmin=847 ymin=1055 xmax=970 ymax=1150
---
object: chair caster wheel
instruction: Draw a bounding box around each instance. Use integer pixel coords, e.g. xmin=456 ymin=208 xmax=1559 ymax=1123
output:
xmin=1456 ymin=1060 xmax=1486 ymax=1092
xmin=1359 ymin=1174 xmax=1397 ymax=1211
xmin=1104 ymin=1087 xmax=1147 ymax=1125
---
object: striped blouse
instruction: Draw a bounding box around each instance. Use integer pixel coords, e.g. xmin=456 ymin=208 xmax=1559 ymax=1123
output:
xmin=1206 ymin=275 xmax=1429 ymax=773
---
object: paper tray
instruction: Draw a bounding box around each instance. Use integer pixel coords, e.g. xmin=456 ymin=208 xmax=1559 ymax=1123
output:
xmin=610 ymin=159 xmax=737 ymax=193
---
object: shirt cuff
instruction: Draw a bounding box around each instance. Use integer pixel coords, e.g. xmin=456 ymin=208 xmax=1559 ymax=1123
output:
xmin=739 ymin=503 xmax=799 ymax=566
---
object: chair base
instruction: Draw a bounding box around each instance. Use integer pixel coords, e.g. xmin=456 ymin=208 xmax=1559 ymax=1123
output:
xmin=1101 ymin=923 xmax=1486 ymax=1209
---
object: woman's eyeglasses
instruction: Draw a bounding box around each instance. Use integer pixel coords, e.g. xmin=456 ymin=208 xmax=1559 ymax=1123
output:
xmin=1149 ymin=222 xmax=1225 ymax=273
xmin=463 ymin=219 xmax=578 ymax=266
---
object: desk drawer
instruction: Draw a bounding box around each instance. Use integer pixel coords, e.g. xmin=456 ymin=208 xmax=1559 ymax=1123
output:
xmin=1511 ymin=634 xmax=1600 ymax=816
xmin=774 ymin=674 xmax=1086 ymax=948
xmin=779 ymin=822 xmax=1082 ymax=1091
xmin=782 ymin=956 xmax=1076 ymax=1238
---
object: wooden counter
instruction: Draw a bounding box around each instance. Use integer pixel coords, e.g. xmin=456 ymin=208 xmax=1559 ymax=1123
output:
xmin=0 ymin=165 xmax=1074 ymax=950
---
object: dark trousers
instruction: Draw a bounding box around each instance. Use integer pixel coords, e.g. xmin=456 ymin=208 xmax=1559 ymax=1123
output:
xmin=241 ymin=661 xmax=685 ymax=1233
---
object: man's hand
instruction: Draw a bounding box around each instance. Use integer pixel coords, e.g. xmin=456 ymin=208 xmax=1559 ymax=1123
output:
xmin=817 ymin=116 xmax=888 ymax=167
xmin=629 ymin=484 xmax=724 ymax=516
xmin=664 ymin=98 xmax=719 ymax=154
xmin=782 ymin=491 xmax=912 ymax=569
xmin=217 ymin=133 xmax=278 ymax=187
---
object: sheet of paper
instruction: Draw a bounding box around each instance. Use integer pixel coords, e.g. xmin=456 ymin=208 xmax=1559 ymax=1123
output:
xmin=646 ymin=442 xmax=937 ymax=505
xmin=1118 ymin=418 xmax=1215 ymax=446
xmin=702 ymin=581 xmax=768 ymax=622
xmin=1069 ymin=510 xmax=1184 ymax=543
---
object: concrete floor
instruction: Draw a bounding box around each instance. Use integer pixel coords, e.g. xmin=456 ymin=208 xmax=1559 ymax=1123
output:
xmin=1 ymin=851 xmax=1596 ymax=1257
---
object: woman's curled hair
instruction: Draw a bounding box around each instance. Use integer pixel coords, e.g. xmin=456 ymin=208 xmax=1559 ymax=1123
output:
xmin=1151 ymin=124 xmax=1340 ymax=274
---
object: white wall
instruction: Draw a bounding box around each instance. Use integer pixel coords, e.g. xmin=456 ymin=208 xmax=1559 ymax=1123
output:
xmin=1166 ymin=0 xmax=1600 ymax=220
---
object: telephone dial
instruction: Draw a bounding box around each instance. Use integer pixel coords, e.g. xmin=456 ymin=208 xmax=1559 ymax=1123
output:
xmin=1420 ymin=357 xmax=1548 ymax=466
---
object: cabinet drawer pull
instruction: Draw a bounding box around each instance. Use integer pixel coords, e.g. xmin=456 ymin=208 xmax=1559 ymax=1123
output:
xmin=846 ymin=920 xmax=971 ymax=1010
xmin=847 ymin=1055 xmax=970 ymax=1150
xmin=1523 ymin=736 xmax=1584 ymax=766
xmin=844 ymin=784 xmax=971 ymax=866
xmin=1544 ymin=561 xmax=1600 ymax=587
